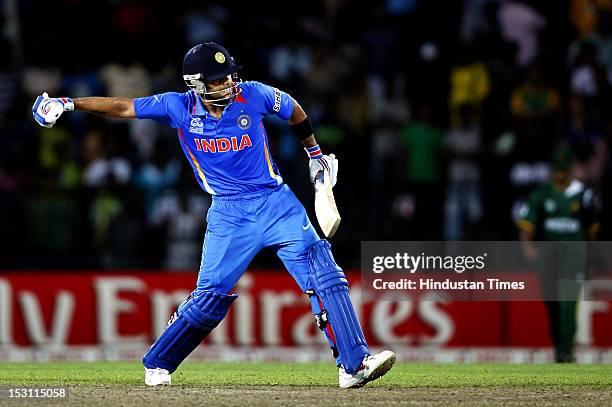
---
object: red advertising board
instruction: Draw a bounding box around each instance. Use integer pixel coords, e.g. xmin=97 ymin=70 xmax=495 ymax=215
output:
xmin=1 ymin=271 xmax=611 ymax=348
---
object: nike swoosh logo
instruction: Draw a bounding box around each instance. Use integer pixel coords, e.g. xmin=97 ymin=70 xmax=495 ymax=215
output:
xmin=302 ymin=222 xmax=311 ymax=230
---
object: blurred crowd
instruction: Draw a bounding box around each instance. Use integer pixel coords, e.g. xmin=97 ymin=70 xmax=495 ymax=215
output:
xmin=0 ymin=0 xmax=611 ymax=269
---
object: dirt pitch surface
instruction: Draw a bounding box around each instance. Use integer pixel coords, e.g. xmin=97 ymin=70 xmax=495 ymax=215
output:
xmin=0 ymin=362 xmax=611 ymax=406
xmin=59 ymin=384 xmax=612 ymax=407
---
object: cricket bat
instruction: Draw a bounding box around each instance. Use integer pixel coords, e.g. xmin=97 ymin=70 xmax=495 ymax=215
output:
xmin=314 ymin=166 xmax=341 ymax=238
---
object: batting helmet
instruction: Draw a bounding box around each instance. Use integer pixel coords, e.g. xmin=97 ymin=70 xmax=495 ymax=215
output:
xmin=182 ymin=42 xmax=242 ymax=106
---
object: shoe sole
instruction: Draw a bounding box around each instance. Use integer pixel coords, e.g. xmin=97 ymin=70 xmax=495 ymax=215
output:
xmin=145 ymin=379 xmax=171 ymax=386
xmin=346 ymin=352 xmax=396 ymax=389
xmin=145 ymin=382 xmax=171 ymax=386
xmin=363 ymin=352 xmax=396 ymax=386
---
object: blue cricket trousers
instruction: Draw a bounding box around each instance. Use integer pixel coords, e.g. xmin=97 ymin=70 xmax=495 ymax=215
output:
xmin=194 ymin=184 xmax=320 ymax=294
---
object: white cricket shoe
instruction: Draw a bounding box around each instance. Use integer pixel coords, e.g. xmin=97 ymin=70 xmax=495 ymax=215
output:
xmin=338 ymin=350 xmax=396 ymax=389
xmin=145 ymin=367 xmax=172 ymax=386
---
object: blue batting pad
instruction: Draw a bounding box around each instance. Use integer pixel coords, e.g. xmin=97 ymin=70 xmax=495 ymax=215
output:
xmin=306 ymin=290 xmax=342 ymax=366
xmin=142 ymin=290 xmax=237 ymax=373
xmin=308 ymin=240 xmax=369 ymax=374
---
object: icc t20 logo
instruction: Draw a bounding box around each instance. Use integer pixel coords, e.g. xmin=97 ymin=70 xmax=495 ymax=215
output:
xmin=190 ymin=117 xmax=204 ymax=134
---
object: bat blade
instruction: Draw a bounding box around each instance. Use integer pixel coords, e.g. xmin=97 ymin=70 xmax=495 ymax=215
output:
xmin=314 ymin=170 xmax=341 ymax=238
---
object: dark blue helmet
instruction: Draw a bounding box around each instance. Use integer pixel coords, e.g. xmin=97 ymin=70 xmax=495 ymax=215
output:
xmin=183 ymin=42 xmax=242 ymax=106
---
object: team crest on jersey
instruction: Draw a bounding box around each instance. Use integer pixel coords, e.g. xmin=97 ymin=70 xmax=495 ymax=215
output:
xmin=190 ymin=117 xmax=204 ymax=134
xmin=237 ymin=114 xmax=252 ymax=130
xmin=545 ymin=199 xmax=556 ymax=213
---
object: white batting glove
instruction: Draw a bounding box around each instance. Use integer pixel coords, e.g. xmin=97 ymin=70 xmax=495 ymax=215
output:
xmin=32 ymin=92 xmax=74 ymax=128
xmin=306 ymin=145 xmax=338 ymax=187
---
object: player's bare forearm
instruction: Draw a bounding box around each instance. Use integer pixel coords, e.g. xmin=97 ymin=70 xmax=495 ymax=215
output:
xmin=288 ymin=98 xmax=317 ymax=148
xmin=288 ymin=98 xmax=307 ymax=125
xmin=519 ymin=229 xmax=534 ymax=242
xmin=588 ymin=223 xmax=600 ymax=240
xmin=300 ymin=135 xmax=317 ymax=148
xmin=519 ymin=229 xmax=540 ymax=260
xmin=74 ymin=97 xmax=136 ymax=119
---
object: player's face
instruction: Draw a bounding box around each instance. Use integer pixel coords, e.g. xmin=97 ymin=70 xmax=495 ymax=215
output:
xmin=203 ymin=76 xmax=234 ymax=104
xmin=552 ymin=169 xmax=571 ymax=186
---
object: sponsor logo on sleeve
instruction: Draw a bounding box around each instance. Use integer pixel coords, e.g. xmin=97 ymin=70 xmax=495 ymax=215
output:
xmin=273 ymin=88 xmax=281 ymax=112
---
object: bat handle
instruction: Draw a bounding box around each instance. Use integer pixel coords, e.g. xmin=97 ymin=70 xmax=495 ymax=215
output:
xmin=314 ymin=170 xmax=325 ymax=190
xmin=315 ymin=170 xmax=324 ymax=183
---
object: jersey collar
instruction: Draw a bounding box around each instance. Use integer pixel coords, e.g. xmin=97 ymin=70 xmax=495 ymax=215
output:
xmin=191 ymin=90 xmax=236 ymax=118
xmin=190 ymin=91 xmax=207 ymax=116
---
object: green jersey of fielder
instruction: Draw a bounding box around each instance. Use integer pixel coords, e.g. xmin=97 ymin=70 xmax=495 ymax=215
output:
xmin=517 ymin=147 xmax=599 ymax=241
xmin=517 ymin=145 xmax=599 ymax=363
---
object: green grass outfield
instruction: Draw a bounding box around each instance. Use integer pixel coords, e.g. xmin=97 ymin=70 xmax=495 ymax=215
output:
xmin=1 ymin=363 xmax=611 ymax=406
xmin=1 ymin=362 xmax=611 ymax=388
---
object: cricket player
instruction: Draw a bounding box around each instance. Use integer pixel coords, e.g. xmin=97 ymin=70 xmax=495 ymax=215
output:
xmin=32 ymin=42 xmax=395 ymax=388
xmin=517 ymin=145 xmax=599 ymax=362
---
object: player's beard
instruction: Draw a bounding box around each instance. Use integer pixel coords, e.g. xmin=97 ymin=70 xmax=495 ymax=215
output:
xmin=205 ymin=84 xmax=234 ymax=107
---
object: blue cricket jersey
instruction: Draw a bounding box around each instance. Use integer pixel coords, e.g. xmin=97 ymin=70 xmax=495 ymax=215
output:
xmin=134 ymin=81 xmax=294 ymax=196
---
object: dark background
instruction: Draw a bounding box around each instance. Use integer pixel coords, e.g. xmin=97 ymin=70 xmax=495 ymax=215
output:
xmin=0 ymin=0 xmax=610 ymax=270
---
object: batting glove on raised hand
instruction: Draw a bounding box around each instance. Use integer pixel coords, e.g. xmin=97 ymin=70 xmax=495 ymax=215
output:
xmin=306 ymin=145 xmax=338 ymax=187
xmin=32 ymin=92 xmax=74 ymax=128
